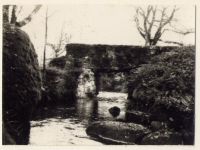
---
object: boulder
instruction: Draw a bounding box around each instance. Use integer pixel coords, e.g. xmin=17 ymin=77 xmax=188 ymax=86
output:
xmin=3 ymin=25 xmax=41 ymax=144
xmin=86 ymin=121 xmax=151 ymax=144
xmin=109 ymin=106 xmax=121 ymax=118
xmin=141 ymin=130 xmax=183 ymax=145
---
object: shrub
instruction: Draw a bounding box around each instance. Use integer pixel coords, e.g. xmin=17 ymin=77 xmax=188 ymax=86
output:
xmin=48 ymin=56 xmax=67 ymax=69
xmin=3 ymin=25 xmax=41 ymax=144
xmin=127 ymin=46 xmax=195 ymax=131
xmin=42 ymin=65 xmax=80 ymax=106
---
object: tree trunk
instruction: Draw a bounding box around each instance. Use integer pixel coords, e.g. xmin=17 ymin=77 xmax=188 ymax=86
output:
xmin=16 ymin=5 xmax=42 ymax=27
xmin=10 ymin=5 xmax=17 ymax=24
xmin=42 ymin=7 xmax=48 ymax=82
xmin=3 ymin=5 xmax=9 ymax=24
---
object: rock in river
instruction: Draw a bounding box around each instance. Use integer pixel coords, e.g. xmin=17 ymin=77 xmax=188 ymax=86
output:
xmin=86 ymin=121 xmax=151 ymax=144
xmin=109 ymin=106 xmax=121 ymax=118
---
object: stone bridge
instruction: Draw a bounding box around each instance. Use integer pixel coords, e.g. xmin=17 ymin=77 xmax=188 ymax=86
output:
xmin=49 ymin=44 xmax=175 ymax=98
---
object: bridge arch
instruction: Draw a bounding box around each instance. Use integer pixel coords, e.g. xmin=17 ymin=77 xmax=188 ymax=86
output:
xmin=63 ymin=44 xmax=174 ymax=98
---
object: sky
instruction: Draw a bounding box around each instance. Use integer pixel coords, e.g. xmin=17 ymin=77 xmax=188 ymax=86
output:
xmin=16 ymin=4 xmax=195 ymax=65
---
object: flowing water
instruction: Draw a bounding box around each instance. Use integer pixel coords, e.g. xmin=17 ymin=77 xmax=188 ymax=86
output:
xmin=29 ymin=92 xmax=127 ymax=145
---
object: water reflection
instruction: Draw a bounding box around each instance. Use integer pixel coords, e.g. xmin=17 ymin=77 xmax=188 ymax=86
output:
xmin=30 ymin=92 xmax=127 ymax=145
xmin=75 ymin=97 xmax=99 ymax=124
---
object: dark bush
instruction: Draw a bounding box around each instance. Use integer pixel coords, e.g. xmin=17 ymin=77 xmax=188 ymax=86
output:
xmin=48 ymin=56 xmax=67 ymax=69
xmin=42 ymin=65 xmax=80 ymax=107
xmin=42 ymin=67 xmax=66 ymax=105
xmin=3 ymin=25 xmax=41 ymax=144
xmin=127 ymin=46 xmax=195 ymax=132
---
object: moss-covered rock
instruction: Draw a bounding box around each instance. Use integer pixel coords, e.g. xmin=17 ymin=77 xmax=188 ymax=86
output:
xmin=86 ymin=121 xmax=151 ymax=144
xmin=3 ymin=25 xmax=41 ymax=144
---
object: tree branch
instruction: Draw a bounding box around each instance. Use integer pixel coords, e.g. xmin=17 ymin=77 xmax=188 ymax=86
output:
xmin=158 ymin=39 xmax=183 ymax=46
xmin=147 ymin=6 xmax=157 ymax=41
xmin=16 ymin=6 xmax=23 ymax=17
xmin=10 ymin=5 xmax=17 ymax=24
xmin=46 ymin=43 xmax=56 ymax=50
xmin=134 ymin=16 xmax=146 ymax=39
xmin=143 ymin=6 xmax=152 ymax=40
xmin=169 ymin=24 xmax=195 ymax=35
xmin=153 ymin=7 xmax=178 ymax=45
xmin=134 ymin=5 xmax=180 ymax=46
xmin=162 ymin=6 xmax=177 ymax=27
xmin=16 ymin=5 xmax=42 ymax=27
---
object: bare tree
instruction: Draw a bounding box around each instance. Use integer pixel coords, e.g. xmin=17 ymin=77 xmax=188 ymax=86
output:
xmin=3 ymin=5 xmax=42 ymax=27
xmin=42 ymin=7 xmax=68 ymax=81
xmin=134 ymin=5 xmax=188 ymax=46
xmin=47 ymin=23 xmax=71 ymax=58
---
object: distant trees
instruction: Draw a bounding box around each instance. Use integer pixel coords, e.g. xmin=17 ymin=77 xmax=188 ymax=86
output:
xmin=134 ymin=6 xmax=194 ymax=46
xmin=47 ymin=23 xmax=71 ymax=58
xmin=3 ymin=5 xmax=42 ymax=27
xmin=42 ymin=9 xmax=71 ymax=83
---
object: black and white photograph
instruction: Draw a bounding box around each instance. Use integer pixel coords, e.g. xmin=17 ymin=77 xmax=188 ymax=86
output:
xmin=1 ymin=0 xmax=198 ymax=147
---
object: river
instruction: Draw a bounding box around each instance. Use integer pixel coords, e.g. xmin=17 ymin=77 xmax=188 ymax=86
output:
xmin=29 ymin=92 xmax=128 ymax=145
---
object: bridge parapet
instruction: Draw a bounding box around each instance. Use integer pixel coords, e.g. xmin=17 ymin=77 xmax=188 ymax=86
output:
xmin=66 ymin=44 xmax=176 ymax=72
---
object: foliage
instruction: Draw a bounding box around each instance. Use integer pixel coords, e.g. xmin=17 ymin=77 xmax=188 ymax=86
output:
xmin=128 ymin=46 xmax=195 ymax=115
xmin=43 ymin=67 xmax=66 ymax=105
xmin=43 ymin=64 xmax=80 ymax=106
xmin=48 ymin=56 xmax=67 ymax=69
xmin=3 ymin=25 xmax=41 ymax=144
xmin=101 ymin=73 xmax=127 ymax=92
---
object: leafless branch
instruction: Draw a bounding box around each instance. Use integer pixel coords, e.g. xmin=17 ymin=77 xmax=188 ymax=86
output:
xmin=16 ymin=6 xmax=23 ymax=16
xmin=47 ymin=25 xmax=71 ymax=58
xmin=16 ymin=5 xmax=42 ymax=27
xmin=158 ymin=39 xmax=183 ymax=46
xmin=134 ymin=5 xmax=180 ymax=46
xmin=169 ymin=24 xmax=195 ymax=35
xmin=172 ymin=29 xmax=195 ymax=35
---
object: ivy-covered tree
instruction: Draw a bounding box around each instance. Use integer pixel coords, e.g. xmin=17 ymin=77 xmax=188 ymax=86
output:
xmin=3 ymin=5 xmax=42 ymax=27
